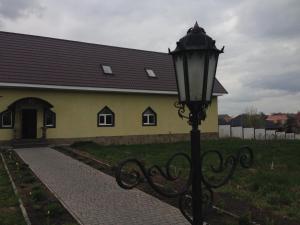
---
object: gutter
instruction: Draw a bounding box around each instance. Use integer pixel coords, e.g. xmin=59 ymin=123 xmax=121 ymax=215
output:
xmin=0 ymin=82 xmax=224 ymax=96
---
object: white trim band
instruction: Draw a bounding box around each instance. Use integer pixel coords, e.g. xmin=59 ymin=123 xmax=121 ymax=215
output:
xmin=0 ymin=82 xmax=223 ymax=96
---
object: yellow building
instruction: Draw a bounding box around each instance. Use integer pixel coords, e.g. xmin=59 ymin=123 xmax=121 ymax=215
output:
xmin=0 ymin=31 xmax=227 ymax=145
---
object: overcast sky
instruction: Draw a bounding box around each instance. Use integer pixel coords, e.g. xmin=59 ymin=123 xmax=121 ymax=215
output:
xmin=0 ymin=0 xmax=299 ymax=116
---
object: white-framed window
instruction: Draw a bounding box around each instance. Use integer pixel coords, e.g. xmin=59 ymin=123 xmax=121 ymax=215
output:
xmin=1 ymin=110 xmax=13 ymax=128
xmin=142 ymin=107 xmax=157 ymax=126
xmin=44 ymin=109 xmax=56 ymax=128
xmin=101 ymin=65 xmax=113 ymax=74
xmin=145 ymin=68 xmax=157 ymax=78
xmin=98 ymin=106 xmax=114 ymax=127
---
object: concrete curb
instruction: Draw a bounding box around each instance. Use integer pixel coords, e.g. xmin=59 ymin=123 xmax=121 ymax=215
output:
xmin=0 ymin=153 xmax=32 ymax=225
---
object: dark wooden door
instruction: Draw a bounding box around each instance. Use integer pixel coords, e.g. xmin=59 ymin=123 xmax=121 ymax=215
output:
xmin=22 ymin=109 xmax=37 ymax=139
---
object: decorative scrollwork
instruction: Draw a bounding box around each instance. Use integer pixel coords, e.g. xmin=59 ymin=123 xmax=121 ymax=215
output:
xmin=115 ymin=153 xmax=192 ymax=198
xmin=200 ymin=146 xmax=254 ymax=189
xmin=174 ymin=101 xmax=208 ymax=125
xmin=148 ymin=153 xmax=192 ymax=182
xmin=178 ymin=185 xmax=214 ymax=224
xmin=115 ymin=146 xmax=253 ymax=224
xmin=198 ymin=104 xmax=207 ymax=121
xmin=237 ymin=146 xmax=254 ymax=168
xmin=174 ymin=102 xmax=190 ymax=120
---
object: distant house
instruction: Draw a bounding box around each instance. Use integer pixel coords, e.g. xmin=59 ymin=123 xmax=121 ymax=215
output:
xmin=230 ymin=114 xmax=246 ymax=127
xmin=230 ymin=114 xmax=265 ymax=129
xmin=266 ymin=113 xmax=288 ymax=125
xmin=295 ymin=112 xmax=300 ymax=128
xmin=218 ymin=114 xmax=231 ymax=125
xmin=265 ymin=120 xmax=281 ymax=130
xmin=285 ymin=113 xmax=300 ymax=133
xmin=0 ymin=31 xmax=227 ymax=145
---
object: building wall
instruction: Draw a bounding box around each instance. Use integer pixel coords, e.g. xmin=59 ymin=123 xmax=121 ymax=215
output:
xmin=0 ymin=88 xmax=218 ymax=141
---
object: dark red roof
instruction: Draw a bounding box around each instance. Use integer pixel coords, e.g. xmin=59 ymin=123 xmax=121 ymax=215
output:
xmin=0 ymin=31 xmax=227 ymax=94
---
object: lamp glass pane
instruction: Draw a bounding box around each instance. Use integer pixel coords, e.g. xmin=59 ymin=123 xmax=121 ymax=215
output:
xmin=206 ymin=53 xmax=218 ymax=101
xmin=187 ymin=52 xmax=205 ymax=101
xmin=174 ymin=55 xmax=186 ymax=102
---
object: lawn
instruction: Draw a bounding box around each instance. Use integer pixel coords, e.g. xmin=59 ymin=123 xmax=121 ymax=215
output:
xmin=70 ymin=139 xmax=300 ymax=222
xmin=0 ymin=155 xmax=26 ymax=225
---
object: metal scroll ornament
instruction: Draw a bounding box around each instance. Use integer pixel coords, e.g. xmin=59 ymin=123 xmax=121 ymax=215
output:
xmin=174 ymin=102 xmax=207 ymax=124
xmin=115 ymin=145 xmax=253 ymax=224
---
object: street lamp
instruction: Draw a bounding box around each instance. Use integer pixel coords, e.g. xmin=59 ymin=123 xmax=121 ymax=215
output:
xmin=169 ymin=22 xmax=224 ymax=225
xmin=115 ymin=23 xmax=253 ymax=225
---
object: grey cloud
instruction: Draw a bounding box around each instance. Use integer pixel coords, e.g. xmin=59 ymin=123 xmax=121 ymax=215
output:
xmin=222 ymin=87 xmax=285 ymax=104
xmin=245 ymin=72 xmax=300 ymax=93
xmin=0 ymin=0 xmax=43 ymax=20
xmin=236 ymin=0 xmax=300 ymax=39
xmin=219 ymin=91 xmax=300 ymax=115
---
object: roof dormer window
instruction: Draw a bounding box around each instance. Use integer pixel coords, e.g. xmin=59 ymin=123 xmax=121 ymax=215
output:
xmin=101 ymin=65 xmax=113 ymax=74
xmin=145 ymin=68 xmax=157 ymax=78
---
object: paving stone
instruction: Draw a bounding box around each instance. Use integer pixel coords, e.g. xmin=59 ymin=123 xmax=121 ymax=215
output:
xmin=15 ymin=147 xmax=190 ymax=225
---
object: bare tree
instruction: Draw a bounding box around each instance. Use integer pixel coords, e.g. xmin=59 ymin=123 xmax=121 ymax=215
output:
xmin=243 ymin=106 xmax=265 ymax=128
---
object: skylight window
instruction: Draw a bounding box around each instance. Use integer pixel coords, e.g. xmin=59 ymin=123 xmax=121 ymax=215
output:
xmin=102 ymin=65 xmax=113 ymax=74
xmin=146 ymin=69 xmax=157 ymax=78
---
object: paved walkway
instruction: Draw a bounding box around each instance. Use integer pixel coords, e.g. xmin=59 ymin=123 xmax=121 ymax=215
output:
xmin=15 ymin=147 xmax=189 ymax=225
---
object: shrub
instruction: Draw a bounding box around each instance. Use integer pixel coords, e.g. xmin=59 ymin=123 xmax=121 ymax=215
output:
xmin=22 ymin=176 xmax=36 ymax=184
xmin=32 ymin=204 xmax=42 ymax=210
xmin=266 ymin=192 xmax=291 ymax=206
xmin=248 ymin=183 xmax=259 ymax=192
xmin=20 ymin=170 xmax=32 ymax=177
xmin=31 ymin=185 xmax=42 ymax=191
xmin=239 ymin=212 xmax=252 ymax=225
xmin=46 ymin=202 xmax=64 ymax=217
xmin=264 ymin=217 xmax=275 ymax=225
xmin=19 ymin=163 xmax=29 ymax=170
xmin=30 ymin=190 xmax=46 ymax=202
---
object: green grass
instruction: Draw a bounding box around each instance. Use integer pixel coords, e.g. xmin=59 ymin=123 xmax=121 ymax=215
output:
xmin=71 ymin=139 xmax=300 ymax=221
xmin=0 ymin=157 xmax=26 ymax=225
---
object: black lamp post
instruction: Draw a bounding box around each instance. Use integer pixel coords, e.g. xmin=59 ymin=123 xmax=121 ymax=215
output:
xmin=115 ymin=23 xmax=253 ymax=225
xmin=169 ymin=22 xmax=223 ymax=224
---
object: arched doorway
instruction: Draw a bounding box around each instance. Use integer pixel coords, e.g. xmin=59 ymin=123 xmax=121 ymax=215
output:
xmin=6 ymin=97 xmax=54 ymax=139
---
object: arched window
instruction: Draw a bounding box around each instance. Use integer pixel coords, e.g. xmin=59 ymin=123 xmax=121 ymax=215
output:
xmin=97 ymin=106 xmax=115 ymax=127
xmin=44 ymin=109 xmax=56 ymax=128
xmin=0 ymin=110 xmax=13 ymax=128
xmin=142 ymin=107 xmax=157 ymax=126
